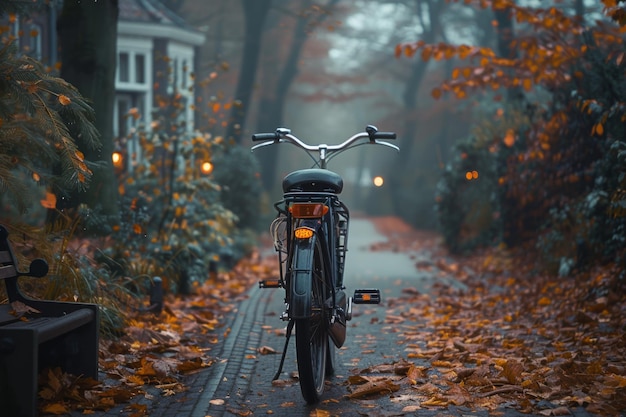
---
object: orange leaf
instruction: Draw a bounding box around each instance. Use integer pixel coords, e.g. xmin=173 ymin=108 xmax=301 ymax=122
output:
xmin=503 ymin=129 xmax=515 ymax=147
xmin=40 ymin=192 xmax=57 ymax=209
xmin=538 ymin=296 xmax=551 ymax=306
xmin=421 ymin=395 xmax=449 ymax=406
xmin=41 ymin=403 xmax=69 ymax=415
xmin=595 ymin=122 xmax=604 ymax=136
xmin=431 ymin=88 xmax=442 ymax=100
xmin=522 ymin=78 xmax=532 ymax=92
xmin=58 ymin=94 xmax=71 ymax=105
xmin=394 ymin=44 xmax=402 ymax=58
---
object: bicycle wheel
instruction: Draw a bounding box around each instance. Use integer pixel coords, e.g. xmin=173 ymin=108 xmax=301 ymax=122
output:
xmin=294 ymin=236 xmax=330 ymax=403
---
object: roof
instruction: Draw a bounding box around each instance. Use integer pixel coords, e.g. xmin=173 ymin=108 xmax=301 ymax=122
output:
xmin=118 ymin=0 xmax=205 ymax=46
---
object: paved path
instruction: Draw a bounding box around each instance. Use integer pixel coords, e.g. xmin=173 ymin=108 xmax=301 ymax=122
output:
xmin=68 ymin=218 xmax=598 ymax=417
xmin=196 ymin=218 xmax=468 ymax=416
xmin=193 ymin=218 xmax=596 ymax=417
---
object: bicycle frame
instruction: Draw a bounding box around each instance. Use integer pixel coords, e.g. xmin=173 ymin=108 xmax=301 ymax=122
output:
xmin=252 ymin=125 xmax=398 ymax=403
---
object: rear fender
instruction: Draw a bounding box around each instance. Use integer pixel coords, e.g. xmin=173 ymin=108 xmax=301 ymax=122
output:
xmin=289 ymin=220 xmax=324 ymax=319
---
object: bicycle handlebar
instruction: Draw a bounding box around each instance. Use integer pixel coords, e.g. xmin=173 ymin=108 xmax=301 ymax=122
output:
xmin=251 ymin=125 xmax=399 ymax=166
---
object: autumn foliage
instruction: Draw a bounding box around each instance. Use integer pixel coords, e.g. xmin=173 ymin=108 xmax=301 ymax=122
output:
xmin=395 ymin=0 xmax=626 ymax=270
xmin=0 ymin=43 xmax=100 ymax=214
xmin=365 ymin=217 xmax=626 ymax=416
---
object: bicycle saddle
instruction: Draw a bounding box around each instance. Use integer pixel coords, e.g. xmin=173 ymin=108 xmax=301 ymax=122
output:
xmin=282 ymin=168 xmax=343 ymax=193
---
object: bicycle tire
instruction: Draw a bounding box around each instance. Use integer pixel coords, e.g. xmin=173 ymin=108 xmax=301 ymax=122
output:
xmin=294 ymin=235 xmax=330 ymax=403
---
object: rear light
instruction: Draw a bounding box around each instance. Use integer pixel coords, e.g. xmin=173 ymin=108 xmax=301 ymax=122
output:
xmin=294 ymin=227 xmax=315 ymax=239
xmin=289 ymin=203 xmax=329 ymax=218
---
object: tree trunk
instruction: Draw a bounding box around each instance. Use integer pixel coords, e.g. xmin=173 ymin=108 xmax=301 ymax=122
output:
xmin=57 ymin=0 xmax=119 ymax=226
xmin=255 ymin=0 xmax=340 ymax=191
xmin=225 ymin=0 xmax=272 ymax=144
xmin=494 ymin=2 xmax=522 ymax=101
xmin=387 ymin=0 xmax=444 ymax=221
xmin=256 ymin=2 xmax=309 ymax=191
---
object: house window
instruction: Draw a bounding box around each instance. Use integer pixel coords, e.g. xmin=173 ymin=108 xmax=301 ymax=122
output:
xmin=118 ymin=51 xmax=147 ymax=85
xmin=116 ymin=95 xmax=131 ymax=138
xmin=135 ymin=54 xmax=145 ymax=84
xmin=119 ymin=52 xmax=129 ymax=82
xmin=183 ymin=60 xmax=190 ymax=89
xmin=27 ymin=23 xmax=42 ymax=60
xmin=168 ymin=58 xmax=178 ymax=94
xmin=115 ymin=93 xmax=145 ymax=138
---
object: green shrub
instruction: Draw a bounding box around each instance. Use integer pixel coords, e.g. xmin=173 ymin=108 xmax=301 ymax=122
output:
xmin=435 ymin=138 xmax=502 ymax=253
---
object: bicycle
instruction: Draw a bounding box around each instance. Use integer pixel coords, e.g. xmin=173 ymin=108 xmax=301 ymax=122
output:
xmin=251 ymin=125 xmax=399 ymax=403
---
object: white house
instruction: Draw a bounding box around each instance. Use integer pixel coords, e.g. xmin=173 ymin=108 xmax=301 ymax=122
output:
xmin=4 ymin=0 xmax=206 ymax=172
xmin=116 ymin=0 xmax=206 ymax=172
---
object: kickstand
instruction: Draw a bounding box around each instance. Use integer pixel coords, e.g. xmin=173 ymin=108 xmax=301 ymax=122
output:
xmin=272 ymin=320 xmax=294 ymax=381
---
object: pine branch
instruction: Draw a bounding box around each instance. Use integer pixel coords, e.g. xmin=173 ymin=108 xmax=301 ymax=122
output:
xmin=0 ymin=42 xmax=101 ymax=213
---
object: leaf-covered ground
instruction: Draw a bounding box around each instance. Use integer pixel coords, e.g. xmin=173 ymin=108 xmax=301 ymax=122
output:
xmin=37 ymin=217 xmax=625 ymax=416
xmin=38 ymin=251 xmax=276 ymax=416
xmin=356 ymin=217 xmax=626 ymax=416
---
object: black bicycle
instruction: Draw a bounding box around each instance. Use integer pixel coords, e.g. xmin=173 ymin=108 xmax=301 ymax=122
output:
xmin=251 ymin=125 xmax=399 ymax=403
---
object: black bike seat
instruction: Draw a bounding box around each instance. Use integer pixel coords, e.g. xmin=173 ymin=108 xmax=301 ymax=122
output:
xmin=282 ymin=169 xmax=343 ymax=193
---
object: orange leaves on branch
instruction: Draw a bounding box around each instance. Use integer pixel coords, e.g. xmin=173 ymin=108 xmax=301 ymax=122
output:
xmin=40 ymin=192 xmax=57 ymax=209
xmin=396 ymin=1 xmax=619 ymax=102
xmin=503 ymin=129 xmax=516 ymax=147
xmin=522 ymin=78 xmax=533 ymax=92
xmin=592 ymin=122 xmax=605 ymax=136
xmin=58 ymin=94 xmax=71 ymax=106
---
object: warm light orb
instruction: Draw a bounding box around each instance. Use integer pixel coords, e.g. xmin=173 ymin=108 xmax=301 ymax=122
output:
xmin=201 ymin=161 xmax=214 ymax=175
xmin=466 ymin=170 xmax=479 ymax=180
xmin=373 ymin=176 xmax=384 ymax=187
xmin=112 ymin=152 xmax=123 ymax=167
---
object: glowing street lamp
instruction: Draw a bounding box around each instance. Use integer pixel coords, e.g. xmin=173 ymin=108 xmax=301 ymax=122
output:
xmin=373 ymin=176 xmax=384 ymax=187
xmin=112 ymin=151 xmax=123 ymax=168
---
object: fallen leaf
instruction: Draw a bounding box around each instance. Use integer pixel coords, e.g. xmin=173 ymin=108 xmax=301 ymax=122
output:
xmin=10 ymin=301 xmax=41 ymax=316
xmin=421 ymin=395 xmax=448 ymax=407
xmin=41 ymin=403 xmax=69 ymax=415
xmin=257 ymin=346 xmax=278 ymax=355
xmin=346 ymin=378 xmax=400 ymax=399
xmin=538 ymin=407 xmax=572 ymax=416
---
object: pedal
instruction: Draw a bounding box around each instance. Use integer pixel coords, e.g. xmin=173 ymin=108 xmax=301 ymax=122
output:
xmin=353 ymin=288 xmax=381 ymax=304
xmin=259 ymin=279 xmax=282 ymax=288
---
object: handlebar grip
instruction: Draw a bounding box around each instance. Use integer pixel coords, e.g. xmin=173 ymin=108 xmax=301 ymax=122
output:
xmin=373 ymin=132 xmax=396 ymax=140
xmin=252 ymin=132 xmax=279 ymax=141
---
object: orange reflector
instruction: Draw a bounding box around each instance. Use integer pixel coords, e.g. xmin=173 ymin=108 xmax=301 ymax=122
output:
xmin=362 ymin=294 xmax=371 ymax=302
xmin=294 ymin=227 xmax=314 ymax=239
xmin=289 ymin=203 xmax=329 ymax=218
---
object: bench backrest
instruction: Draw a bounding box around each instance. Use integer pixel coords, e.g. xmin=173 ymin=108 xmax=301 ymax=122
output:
xmin=0 ymin=225 xmax=48 ymax=302
xmin=0 ymin=226 xmax=19 ymax=280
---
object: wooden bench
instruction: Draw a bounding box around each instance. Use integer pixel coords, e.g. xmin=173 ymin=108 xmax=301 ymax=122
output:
xmin=0 ymin=225 xmax=99 ymax=417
